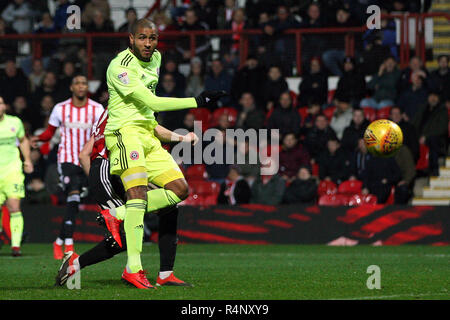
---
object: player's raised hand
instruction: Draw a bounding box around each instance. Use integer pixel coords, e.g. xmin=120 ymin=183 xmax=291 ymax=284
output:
xmin=23 ymin=160 xmax=34 ymax=174
xmin=195 ymin=90 xmax=228 ymax=108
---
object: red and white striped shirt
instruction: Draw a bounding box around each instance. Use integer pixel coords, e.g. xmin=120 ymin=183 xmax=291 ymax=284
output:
xmin=48 ymin=98 xmax=104 ymax=166
xmin=90 ymin=109 xmax=108 ymax=162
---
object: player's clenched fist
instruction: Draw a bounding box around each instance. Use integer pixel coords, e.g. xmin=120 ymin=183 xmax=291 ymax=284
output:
xmin=195 ymin=90 xmax=228 ymax=108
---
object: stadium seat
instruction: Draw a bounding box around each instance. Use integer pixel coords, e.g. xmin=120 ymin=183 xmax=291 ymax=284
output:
xmin=385 ymin=186 xmax=395 ymax=204
xmin=347 ymin=193 xmax=378 ymax=206
xmin=362 ymin=107 xmax=377 ymax=122
xmin=376 ymin=106 xmax=392 ymax=119
xmin=416 ymin=143 xmax=429 ymax=171
xmin=189 ymin=108 xmax=212 ymax=131
xmin=311 ymin=163 xmax=319 ymax=177
xmin=317 ymin=180 xmax=338 ymax=196
xmin=318 ymin=194 xmax=349 ymax=206
xmin=185 ymin=164 xmax=207 ymax=181
xmin=289 ymin=90 xmax=298 ymax=108
xmin=211 ymin=107 xmax=238 ymax=127
xmin=323 ymin=106 xmax=336 ymax=121
xmin=338 ymin=180 xmax=363 ymax=195
xmin=327 ymin=89 xmax=335 ymax=104
xmin=190 ymin=181 xmax=221 ymax=196
xmin=298 ymin=107 xmax=308 ymax=123
xmin=363 ymin=194 xmax=378 ymax=204
xmin=179 ymin=194 xmax=198 ymax=206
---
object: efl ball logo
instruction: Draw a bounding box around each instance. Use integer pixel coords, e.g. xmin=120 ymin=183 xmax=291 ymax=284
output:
xmin=364 ymin=119 xmax=403 ymax=158
xmin=130 ymin=151 xmax=139 ymax=160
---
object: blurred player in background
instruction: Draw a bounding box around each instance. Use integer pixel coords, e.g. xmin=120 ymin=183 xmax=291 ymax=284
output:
xmin=104 ymin=18 xmax=225 ymax=288
xmin=0 ymin=96 xmax=33 ymax=256
xmin=31 ymin=75 xmax=104 ymax=259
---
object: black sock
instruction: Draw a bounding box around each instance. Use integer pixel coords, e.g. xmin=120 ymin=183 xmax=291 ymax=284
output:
xmin=78 ymin=234 xmax=126 ymax=269
xmin=158 ymin=207 xmax=178 ymax=272
xmin=59 ymin=200 xmax=79 ymax=239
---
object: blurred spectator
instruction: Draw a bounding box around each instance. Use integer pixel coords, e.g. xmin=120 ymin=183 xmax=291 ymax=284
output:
xmin=82 ymin=0 xmax=111 ymax=26
xmin=361 ymin=12 xmax=397 ymax=75
xmin=361 ymin=56 xmax=400 ymax=109
xmin=28 ymin=60 xmax=46 ymax=93
xmin=235 ymin=92 xmax=265 ymax=131
xmin=304 ymin=114 xmax=338 ymax=160
xmin=152 ymin=11 xmax=177 ymax=52
xmin=262 ymin=66 xmax=289 ymax=111
xmin=217 ymin=0 xmax=236 ymax=30
xmin=299 ymin=3 xmax=326 ymax=68
xmin=397 ymin=72 xmax=428 ymax=121
xmin=32 ymin=71 xmax=61 ymax=107
xmin=428 ymin=55 xmax=450 ymax=98
xmin=399 ymin=56 xmax=428 ymax=93
xmin=361 ymin=156 xmax=401 ymax=204
xmin=0 ymin=60 xmax=28 ymax=105
xmin=244 ymin=0 xmax=278 ymax=28
xmin=412 ymin=92 xmax=449 ymax=176
xmin=85 ymin=10 xmax=115 ymax=80
xmin=349 ymin=138 xmax=372 ymax=181
xmin=322 ymin=7 xmax=360 ymax=77
xmin=205 ymin=129 xmax=231 ymax=184
xmin=283 ymin=165 xmax=318 ymax=205
xmin=156 ymin=73 xmax=187 ymax=131
xmin=318 ymin=138 xmax=351 ymax=184
xmin=341 ymin=108 xmax=370 ymax=154
xmin=217 ymin=166 xmax=251 ymax=205
xmin=11 ymin=96 xmax=31 ymax=125
xmin=34 ymin=12 xmax=59 ymax=62
xmin=231 ymin=55 xmax=266 ymax=106
xmin=118 ymin=7 xmax=137 ymax=33
xmin=279 ymin=133 xmax=310 ymax=182
xmin=394 ymin=145 xmax=416 ymax=204
xmin=250 ymin=174 xmax=286 ymax=205
xmin=297 ymin=57 xmax=328 ymax=107
xmin=54 ymin=0 xmax=71 ymax=31
xmin=223 ymin=8 xmax=247 ymax=55
xmin=389 ymin=106 xmax=420 ymax=162
xmin=1 ymin=0 xmax=34 ymax=34
xmin=30 ymin=94 xmax=54 ymax=131
xmin=0 ymin=17 xmax=18 ymax=63
xmin=57 ymin=61 xmax=77 ymax=99
xmin=300 ymin=100 xmax=322 ymax=135
xmin=161 ymin=57 xmax=186 ymax=96
xmin=334 ymin=56 xmax=366 ymax=107
xmin=24 ymin=177 xmax=51 ymax=204
xmin=330 ymin=97 xmax=353 ymax=140
xmin=267 ymin=92 xmax=302 ymax=137
xmin=204 ymin=59 xmax=233 ymax=108
xmin=193 ymin=0 xmax=218 ymax=30
xmin=185 ymin=57 xmax=205 ymax=97
xmin=175 ymin=8 xmax=211 ymax=62
xmin=234 ymin=140 xmax=260 ymax=186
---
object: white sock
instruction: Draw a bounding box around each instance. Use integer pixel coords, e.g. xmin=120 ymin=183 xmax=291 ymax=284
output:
xmin=159 ymin=271 xmax=173 ymax=279
xmin=65 ymin=238 xmax=73 ymax=246
xmin=55 ymin=237 xmax=63 ymax=245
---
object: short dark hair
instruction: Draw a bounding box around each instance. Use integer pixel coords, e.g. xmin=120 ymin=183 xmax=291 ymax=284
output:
xmin=130 ymin=18 xmax=156 ymax=35
xmin=437 ymin=54 xmax=449 ymax=63
xmin=71 ymin=74 xmax=87 ymax=84
xmin=125 ymin=7 xmax=137 ymax=16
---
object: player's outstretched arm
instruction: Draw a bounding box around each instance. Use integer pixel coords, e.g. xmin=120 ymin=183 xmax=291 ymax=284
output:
xmin=19 ymin=136 xmax=33 ymax=174
xmin=79 ymin=135 xmax=95 ymax=176
xmin=154 ymin=124 xmax=199 ymax=145
xmin=30 ymin=125 xmax=57 ymax=148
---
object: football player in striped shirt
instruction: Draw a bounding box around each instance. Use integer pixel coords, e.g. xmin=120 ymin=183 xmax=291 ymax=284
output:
xmin=31 ymin=75 xmax=104 ymax=259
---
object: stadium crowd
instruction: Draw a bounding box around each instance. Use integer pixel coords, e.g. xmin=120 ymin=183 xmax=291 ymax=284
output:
xmin=0 ymin=0 xmax=448 ymax=207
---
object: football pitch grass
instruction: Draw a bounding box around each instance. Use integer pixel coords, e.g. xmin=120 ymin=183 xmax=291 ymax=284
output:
xmin=0 ymin=244 xmax=448 ymax=300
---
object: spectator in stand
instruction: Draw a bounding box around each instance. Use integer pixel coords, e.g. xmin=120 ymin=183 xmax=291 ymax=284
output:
xmin=235 ymin=140 xmax=260 ymax=186
xmin=412 ymin=91 xmax=449 ymax=176
xmin=299 ymin=3 xmax=326 ymax=69
xmin=267 ymin=92 xmax=302 ymax=137
xmin=300 ymin=99 xmax=322 ymax=136
xmin=185 ymin=57 xmax=205 ymax=97
xmin=175 ymin=8 xmax=211 ymax=62
xmin=205 ymin=129 xmax=231 ymax=184
xmin=389 ymin=106 xmax=420 ymax=163
xmin=32 ymin=71 xmax=61 ymax=108
xmin=341 ymin=108 xmax=370 ymax=154
xmin=297 ymin=57 xmax=328 ymax=107
xmin=1 ymin=0 xmax=34 ymax=34
xmin=318 ymin=138 xmax=351 ymax=185
xmin=85 ymin=10 xmax=115 ymax=80
xmin=33 ymin=12 xmax=59 ymax=67
xmin=30 ymin=94 xmax=54 ymax=132
xmin=394 ymin=145 xmax=416 ymax=204
xmin=57 ymin=61 xmax=77 ymax=100
xmin=161 ymin=57 xmax=186 ymax=96
xmin=334 ymin=56 xmax=366 ymax=108
xmin=156 ymin=73 xmax=187 ymax=131
xmin=349 ymin=138 xmax=372 ymax=181
xmin=322 ymin=7 xmax=360 ymax=77
xmin=235 ymin=92 xmax=265 ymax=131
xmin=217 ymin=0 xmax=236 ymax=30
xmin=0 ymin=17 xmax=18 ymax=64
xmin=330 ymin=96 xmax=353 ymax=140
xmin=28 ymin=60 xmax=46 ymax=93
xmin=193 ymin=0 xmax=218 ymax=30
xmin=11 ymin=96 xmax=31 ymax=126
xmin=399 ymin=56 xmax=429 ymax=93
xmin=304 ymin=114 xmax=338 ymax=161
xmin=250 ymin=173 xmax=286 ymax=205
xmin=283 ymin=165 xmax=318 ymax=205
xmin=54 ymin=0 xmax=71 ymax=31
xmin=231 ymin=55 xmax=266 ymax=106
xmin=361 ymin=155 xmax=401 ymax=204
xmin=360 ymin=11 xmax=397 ymax=75
xmin=262 ymin=66 xmax=289 ymax=112
xmin=397 ymin=72 xmax=428 ymax=121
xmin=222 ymin=8 xmax=248 ymax=56
xmin=361 ymin=56 xmax=401 ymax=109
xmin=152 ymin=11 xmax=177 ymax=52
xmin=428 ymin=55 xmax=450 ymax=98
xmin=217 ymin=166 xmax=251 ymax=205
xmin=118 ymin=7 xmax=137 ymax=33
xmin=81 ymin=0 xmax=111 ymax=26
xmin=0 ymin=60 xmax=28 ymax=105
xmin=204 ymin=59 xmax=233 ymax=108
xmin=279 ymin=133 xmax=310 ymax=182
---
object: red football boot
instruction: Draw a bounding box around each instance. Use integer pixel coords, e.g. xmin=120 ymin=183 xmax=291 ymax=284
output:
xmin=99 ymin=209 xmax=122 ymax=248
xmin=53 ymin=241 xmax=63 ymax=260
xmin=121 ymin=268 xmax=156 ymax=289
xmin=156 ymin=273 xmax=193 ymax=287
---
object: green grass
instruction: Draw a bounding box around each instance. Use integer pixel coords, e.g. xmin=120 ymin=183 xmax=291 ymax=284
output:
xmin=0 ymin=244 xmax=449 ymax=300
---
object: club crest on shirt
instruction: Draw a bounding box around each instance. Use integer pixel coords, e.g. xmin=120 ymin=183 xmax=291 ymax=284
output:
xmin=118 ymin=72 xmax=129 ymax=84
xmin=10 ymin=127 xmax=15 ymax=132
xmin=130 ymin=151 xmax=139 ymax=160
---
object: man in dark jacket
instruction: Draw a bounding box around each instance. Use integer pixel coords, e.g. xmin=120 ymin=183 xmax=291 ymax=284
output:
xmin=341 ymin=108 xmax=370 ymax=154
xmin=397 ymin=72 xmax=428 ymax=121
xmin=217 ymin=166 xmax=251 ymax=205
xmin=283 ymin=165 xmax=317 ymax=205
xmin=235 ymin=92 xmax=265 ymax=131
xmin=297 ymin=57 xmax=328 ymax=107
xmin=250 ymin=173 xmax=286 ymax=205
xmin=412 ymin=92 xmax=449 ymax=176
xmin=334 ymin=57 xmax=367 ymax=107
xmin=204 ymin=59 xmax=233 ymax=108
xmin=279 ymin=133 xmax=311 ymax=182
xmin=389 ymin=106 xmax=420 ymax=162
xmin=267 ymin=92 xmax=302 ymax=136
xmin=304 ymin=114 xmax=338 ymax=160
xmin=394 ymin=145 xmax=416 ymax=204
xmin=318 ymin=138 xmax=352 ymax=184
xmin=428 ymin=54 xmax=450 ymax=98
xmin=231 ymin=55 xmax=266 ymax=106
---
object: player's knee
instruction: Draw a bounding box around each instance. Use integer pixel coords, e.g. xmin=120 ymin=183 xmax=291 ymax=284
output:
xmin=6 ymin=199 xmax=20 ymax=213
xmin=166 ymin=179 xmax=189 ymax=200
xmin=126 ymin=185 xmax=148 ymax=200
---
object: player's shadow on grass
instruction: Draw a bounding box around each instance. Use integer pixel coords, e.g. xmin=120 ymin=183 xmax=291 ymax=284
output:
xmin=87 ymin=279 xmax=124 ymax=286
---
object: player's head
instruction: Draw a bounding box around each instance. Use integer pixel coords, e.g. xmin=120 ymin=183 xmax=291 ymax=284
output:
xmin=70 ymin=75 xmax=88 ymax=100
xmin=0 ymin=96 xmax=6 ymax=118
xmin=129 ymin=18 xmax=158 ymax=62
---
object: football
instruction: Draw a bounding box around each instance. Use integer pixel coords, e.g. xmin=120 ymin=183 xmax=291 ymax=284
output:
xmin=363 ymin=119 xmax=403 ymax=157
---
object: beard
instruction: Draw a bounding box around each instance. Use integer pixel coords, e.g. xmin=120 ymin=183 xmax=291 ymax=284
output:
xmin=132 ymin=42 xmax=152 ymax=62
